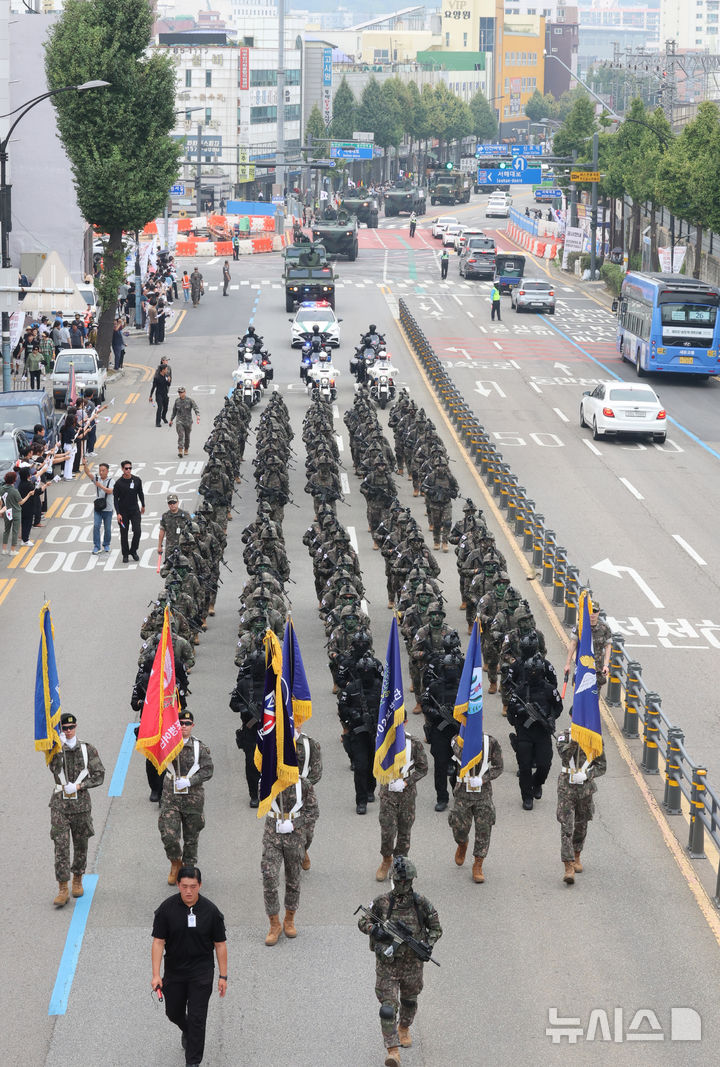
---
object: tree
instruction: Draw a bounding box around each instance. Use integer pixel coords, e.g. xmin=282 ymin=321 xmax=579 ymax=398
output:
xmin=305 ymin=104 xmax=328 ymax=155
xmin=45 ymin=0 xmax=182 ymax=367
xmin=355 ymin=78 xmax=403 ymax=179
xmin=552 ymin=95 xmax=596 ymax=158
xmin=525 ymin=89 xmax=554 ymax=124
xmin=469 ymin=90 xmax=498 ymax=141
xmin=330 ymin=77 xmax=356 ymax=140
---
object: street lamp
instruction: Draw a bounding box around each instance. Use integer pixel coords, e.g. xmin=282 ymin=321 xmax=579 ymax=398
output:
xmin=1 ymin=79 xmax=110 ymax=391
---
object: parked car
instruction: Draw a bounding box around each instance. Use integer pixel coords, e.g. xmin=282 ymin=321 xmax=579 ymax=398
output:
xmin=51 ymin=348 xmax=107 ymax=406
xmin=0 ymin=428 xmax=29 ymax=475
xmin=0 ymin=389 xmax=60 ymax=447
xmin=580 ymin=382 xmax=667 ymax=443
xmin=432 ymin=215 xmax=458 ymax=238
xmin=510 ymin=278 xmax=556 ymax=313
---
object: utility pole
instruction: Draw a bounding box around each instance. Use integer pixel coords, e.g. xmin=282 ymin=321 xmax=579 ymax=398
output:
xmin=195 ymin=121 xmax=202 ymax=214
xmin=276 ymin=0 xmax=286 ymax=202
xmin=589 ymin=131 xmax=599 ymax=279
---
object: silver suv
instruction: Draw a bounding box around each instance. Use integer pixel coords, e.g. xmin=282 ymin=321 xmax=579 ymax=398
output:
xmin=510 ymin=278 xmax=556 ymax=314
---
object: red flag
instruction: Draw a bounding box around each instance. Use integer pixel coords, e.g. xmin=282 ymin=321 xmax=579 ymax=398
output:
xmin=68 ymin=361 xmax=77 ymax=406
xmin=135 ymin=606 xmax=183 ymax=774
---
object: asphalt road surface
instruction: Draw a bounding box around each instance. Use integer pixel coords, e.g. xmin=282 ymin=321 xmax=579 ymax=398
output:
xmin=5 ymin=192 xmax=720 ymax=1066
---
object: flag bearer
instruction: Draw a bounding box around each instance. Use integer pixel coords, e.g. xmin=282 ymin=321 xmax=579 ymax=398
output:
xmin=158 ymin=710 xmax=214 ymax=886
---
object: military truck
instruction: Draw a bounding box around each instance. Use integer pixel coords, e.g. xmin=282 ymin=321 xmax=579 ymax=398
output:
xmin=339 ymin=191 xmax=379 ymax=228
xmin=384 ymin=181 xmax=427 ymax=217
xmin=284 ymin=245 xmax=337 ymax=311
xmin=429 ymin=172 xmax=472 ymax=206
xmin=311 ymin=209 xmax=359 ymax=260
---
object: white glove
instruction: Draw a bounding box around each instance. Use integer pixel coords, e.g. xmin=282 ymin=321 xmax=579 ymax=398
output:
xmin=175 ymin=777 xmax=191 ymax=791
xmin=570 ymin=770 xmax=588 ymax=785
xmin=63 ymin=783 xmax=78 ymax=796
xmin=388 ymin=778 xmax=406 ymax=793
xmin=467 ymin=775 xmax=483 ymax=789
xmin=276 ymin=819 xmax=294 ymax=834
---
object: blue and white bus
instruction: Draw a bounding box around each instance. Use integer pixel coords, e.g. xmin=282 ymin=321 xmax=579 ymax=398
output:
xmin=616 ymin=272 xmax=720 ymax=378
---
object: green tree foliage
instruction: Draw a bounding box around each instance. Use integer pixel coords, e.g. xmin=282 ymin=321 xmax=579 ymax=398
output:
xmin=45 ymin=0 xmax=182 ymax=366
xmin=525 ymin=89 xmax=555 ymax=124
xmin=305 ymin=104 xmax=328 ymax=154
xmin=469 ymin=90 xmax=498 ymax=140
xmin=330 ymin=77 xmax=357 ymax=139
xmin=552 ymin=95 xmax=596 ymax=157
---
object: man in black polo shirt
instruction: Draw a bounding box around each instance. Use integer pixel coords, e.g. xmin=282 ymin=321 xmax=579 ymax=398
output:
xmin=152 ymin=866 xmax=227 ymax=1067
xmin=112 ymin=459 xmax=145 ymax=562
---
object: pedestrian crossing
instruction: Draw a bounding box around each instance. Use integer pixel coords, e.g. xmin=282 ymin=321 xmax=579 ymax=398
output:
xmin=205 ymin=278 xmax=577 ymax=294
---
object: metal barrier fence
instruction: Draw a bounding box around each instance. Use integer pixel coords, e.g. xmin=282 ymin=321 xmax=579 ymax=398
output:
xmin=399 ymin=296 xmax=720 ymax=905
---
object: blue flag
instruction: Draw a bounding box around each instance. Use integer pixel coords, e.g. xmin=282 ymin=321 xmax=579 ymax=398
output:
xmin=570 ymin=592 xmax=603 ymax=761
xmin=374 ymin=617 xmax=407 ymax=783
xmin=282 ymin=618 xmax=312 ymax=729
xmin=453 ymin=619 xmax=484 ymax=777
xmin=254 ymin=630 xmax=299 ymax=818
xmin=35 ymin=602 xmax=62 ymax=765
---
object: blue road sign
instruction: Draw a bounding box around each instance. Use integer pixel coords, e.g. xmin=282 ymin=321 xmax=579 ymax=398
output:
xmin=330 ymin=141 xmax=373 ymax=160
xmin=511 ymin=145 xmax=543 ymax=156
xmin=536 ymin=188 xmax=562 ymax=197
xmin=170 ymin=183 xmax=185 ymax=195
xmin=477 ymin=166 xmax=543 ymax=185
xmin=476 ymin=144 xmax=509 ymax=157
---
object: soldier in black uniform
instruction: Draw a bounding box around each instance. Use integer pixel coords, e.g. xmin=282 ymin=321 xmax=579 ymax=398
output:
xmin=338 ymin=651 xmax=383 ymax=814
xmin=230 ymin=644 xmax=265 ymax=807
xmin=421 ymin=651 xmax=462 ymax=812
xmin=505 ymin=644 xmax=563 ymax=810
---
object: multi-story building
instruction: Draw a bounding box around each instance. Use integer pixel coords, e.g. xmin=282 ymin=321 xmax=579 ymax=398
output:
xmin=662 ymin=0 xmax=720 ymax=49
xmin=544 ymin=4 xmax=578 ymax=98
xmin=498 ymin=15 xmax=545 ymax=135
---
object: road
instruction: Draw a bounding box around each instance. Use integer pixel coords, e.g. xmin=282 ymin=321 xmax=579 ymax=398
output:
xmin=4 ymin=191 xmax=720 ymax=1066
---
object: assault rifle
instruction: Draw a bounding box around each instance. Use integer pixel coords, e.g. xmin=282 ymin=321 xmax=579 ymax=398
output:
xmin=354 ymin=905 xmax=440 ymax=967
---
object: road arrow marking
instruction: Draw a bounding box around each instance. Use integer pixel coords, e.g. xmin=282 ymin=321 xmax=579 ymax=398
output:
xmin=553 ymin=362 xmax=571 ymax=373
xmin=475 ymin=381 xmax=506 ymax=398
xmin=592 ymin=557 xmax=664 ymax=608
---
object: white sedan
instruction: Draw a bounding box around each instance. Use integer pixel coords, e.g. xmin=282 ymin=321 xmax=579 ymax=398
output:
xmin=580 ymin=382 xmax=667 ymax=443
xmin=290 ymin=301 xmax=341 ymax=347
xmin=432 ymin=215 xmax=458 ymax=238
xmin=485 ymin=197 xmax=510 ymax=219
xmin=442 ymin=224 xmax=463 ymax=247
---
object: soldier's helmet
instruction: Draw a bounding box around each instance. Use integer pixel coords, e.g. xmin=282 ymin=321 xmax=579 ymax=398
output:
xmin=519 ymin=632 xmax=539 ymax=659
xmin=427 ymin=601 xmax=445 ymax=620
xmin=259 ymin=525 xmax=276 ymax=540
xmin=505 ymin=585 xmax=521 ymax=607
xmin=513 ymin=602 xmax=535 ymax=633
xmin=463 ymin=498 xmax=476 ymax=513
xmin=340 ymin=605 xmax=358 ymax=623
xmin=493 ymin=572 xmax=510 ymax=588
xmin=392 ymin=856 xmax=417 ymax=881
xmin=443 ymin=630 xmax=461 ymax=653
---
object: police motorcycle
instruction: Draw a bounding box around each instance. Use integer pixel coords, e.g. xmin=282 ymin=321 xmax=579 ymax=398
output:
xmin=367 ymin=350 xmax=399 ymax=409
xmin=237 ymin=326 xmax=264 ymax=363
xmin=307 ymin=349 xmax=338 ymax=402
xmin=360 ymin=323 xmax=386 ymax=349
xmin=232 ymin=349 xmax=266 ymax=406
xmin=350 ymin=341 xmax=381 ymax=384
xmin=300 ymin=333 xmax=325 ymax=383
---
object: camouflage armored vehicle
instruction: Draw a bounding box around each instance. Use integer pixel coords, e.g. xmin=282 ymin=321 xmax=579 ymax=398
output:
xmin=284 ymin=245 xmax=337 ymax=311
xmin=429 ymin=172 xmax=472 ymax=206
xmin=384 ymin=180 xmax=427 ymax=217
xmin=311 ymin=209 xmax=359 ymax=261
xmin=338 ymin=191 xmax=379 ymax=228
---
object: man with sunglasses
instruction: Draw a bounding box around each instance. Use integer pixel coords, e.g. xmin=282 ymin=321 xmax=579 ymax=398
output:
xmin=113 ymin=459 xmax=146 ymax=563
xmin=48 ymin=712 xmax=105 ymax=907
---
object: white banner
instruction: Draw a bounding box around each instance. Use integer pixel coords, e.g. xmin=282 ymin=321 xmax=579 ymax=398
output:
xmin=562 ymin=225 xmax=585 ymax=270
xmin=657 ymin=246 xmax=687 ymax=274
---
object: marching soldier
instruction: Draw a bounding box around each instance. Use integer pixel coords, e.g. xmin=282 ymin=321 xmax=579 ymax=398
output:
xmin=48 ymin=712 xmax=105 ymax=906
xmin=449 ymin=733 xmax=503 ymax=883
xmin=563 ymin=601 xmax=613 ymax=689
xmin=158 ymin=710 xmax=214 ymax=884
xmin=157 ymin=493 xmax=191 ymax=560
xmin=420 ymin=651 xmax=461 ymax=812
xmin=421 ymin=452 xmax=458 ymax=552
xmin=294 ymin=726 xmax=322 ymax=870
xmin=376 ymin=727 xmax=428 ymax=881
xmin=358 ymin=857 xmax=442 ymax=1067
xmin=505 ymin=648 xmax=562 ymax=810
xmin=556 ymin=727 xmax=607 ymax=885
xmin=261 ymin=776 xmax=318 ymax=946
xmin=168 ymin=386 xmax=199 ymax=458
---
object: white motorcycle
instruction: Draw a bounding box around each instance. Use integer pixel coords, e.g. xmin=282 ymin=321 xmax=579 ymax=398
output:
xmin=307 ymin=356 xmax=338 ymax=401
xmin=368 ymin=357 xmax=398 ymax=409
xmin=232 ymin=359 xmax=265 ymax=406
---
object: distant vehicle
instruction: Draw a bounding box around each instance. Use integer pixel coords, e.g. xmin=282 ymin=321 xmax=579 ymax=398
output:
xmin=290 ymin=301 xmax=341 ymax=348
xmin=0 ymin=389 xmax=60 ymax=447
xmin=442 ymin=225 xmax=463 ymax=247
xmin=494 ymin=253 xmax=526 ymax=293
xmin=459 ymin=238 xmax=496 ymax=279
xmin=338 ymin=192 xmax=379 ymax=228
xmin=580 ymin=382 xmax=667 ymax=443
xmin=51 ymin=348 xmax=107 ymax=406
xmin=616 ymin=272 xmax=720 ymax=378
xmin=485 ymin=195 xmax=510 ymax=219
xmin=311 ymin=210 xmax=359 ymax=261
xmin=510 ymin=278 xmax=556 ymax=313
xmin=432 ymin=215 xmax=458 ymax=239
xmin=456 ymin=228 xmax=486 ymax=252
xmin=429 ymin=172 xmax=472 ymax=206
xmin=384 ymin=181 xmax=426 ymax=217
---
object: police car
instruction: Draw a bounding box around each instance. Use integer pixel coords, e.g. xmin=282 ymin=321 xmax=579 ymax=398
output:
xmin=290 ymin=301 xmax=341 ymax=348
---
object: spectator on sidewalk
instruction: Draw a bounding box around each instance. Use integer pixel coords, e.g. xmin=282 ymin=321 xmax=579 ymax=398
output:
xmin=27 ymin=344 xmax=43 ymax=390
xmin=112 ymin=319 xmax=126 ymax=370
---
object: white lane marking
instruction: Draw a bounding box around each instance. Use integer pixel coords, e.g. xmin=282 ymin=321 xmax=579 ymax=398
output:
xmin=672 ymin=535 xmax=707 ymax=566
xmin=335 ymin=434 xmax=344 ymax=452
xmin=347 ymin=525 xmax=358 ymax=552
xmin=493 ymin=341 xmax=502 ymax=350
xmin=453 ymin=295 xmax=463 ymax=306
xmin=509 ymin=360 xmax=520 ymax=369
xmin=619 ymin=477 xmax=644 ymax=501
xmin=332 ymin=404 xmax=340 ymax=420
xmin=431 ymin=297 xmax=442 ymax=310
xmin=206 ymin=257 xmax=218 ymax=266
xmin=374 ymin=229 xmax=388 ymax=250
xmin=341 ymin=472 xmax=350 ymax=495
xmin=361 ymin=599 xmax=369 ymax=614
xmin=592 ymin=557 xmax=663 ymax=608
xmin=466 ymin=311 xmax=474 ymax=318
xmin=383 ymin=250 xmax=388 ymax=283
xmin=553 ymin=407 xmax=569 ymax=423
xmin=230 ymin=284 xmax=239 ymax=290
xmin=529 ymin=381 xmax=543 ymax=394
xmin=240 ymin=280 xmax=249 ymax=286
xmin=583 ymin=439 xmax=601 ymax=456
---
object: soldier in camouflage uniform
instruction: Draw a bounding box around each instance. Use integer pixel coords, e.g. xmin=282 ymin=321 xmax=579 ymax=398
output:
xmin=168 ymin=387 xmax=199 ymax=457
xmin=158 ymin=709 xmax=214 ymax=885
xmin=358 ymin=857 xmax=442 ymax=1066
xmin=360 ymin=459 xmax=397 ymax=543
xmin=261 ymin=776 xmax=318 ymax=946
xmin=294 ymin=727 xmax=322 ymax=868
xmin=563 ymin=602 xmax=613 ymax=689
xmin=556 ymin=729 xmax=607 ymax=884
xmin=421 ymin=453 xmax=459 ymax=552
xmin=376 ymin=729 xmax=428 ymax=881
xmin=449 ymin=733 xmax=503 ymax=883
xmin=157 ymin=494 xmax=191 ymax=561
xmin=409 ymin=603 xmax=456 ymax=713
xmin=49 ymin=712 xmax=105 ymax=906
xmin=305 ymin=457 xmax=343 ymax=517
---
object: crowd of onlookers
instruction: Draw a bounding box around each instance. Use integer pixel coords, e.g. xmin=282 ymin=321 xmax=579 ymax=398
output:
xmin=11 ymin=313 xmax=97 ymax=380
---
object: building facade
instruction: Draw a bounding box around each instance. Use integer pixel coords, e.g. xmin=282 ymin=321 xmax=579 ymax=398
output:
xmin=661 ymin=0 xmax=719 ymax=49
xmin=544 ymin=5 xmax=578 ymax=99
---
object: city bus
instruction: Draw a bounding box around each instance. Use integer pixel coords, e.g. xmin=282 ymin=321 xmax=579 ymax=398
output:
xmin=616 ymin=272 xmax=720 ymax=378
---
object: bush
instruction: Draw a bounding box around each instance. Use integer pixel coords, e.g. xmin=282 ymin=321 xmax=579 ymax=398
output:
xmin=600 ymin=261 xmax=625 ymax=296
xmin=564 ymin=251 xmax=584 ymax=272
xmin=579 ymin=253 xmax=591 ymax=272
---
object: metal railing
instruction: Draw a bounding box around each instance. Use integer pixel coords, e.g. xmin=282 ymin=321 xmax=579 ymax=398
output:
xmin=399 ymin=296 xmax=720 ymax=905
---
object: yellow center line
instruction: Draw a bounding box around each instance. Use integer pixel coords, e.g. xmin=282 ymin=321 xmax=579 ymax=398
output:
xmin=397 ymin=313 xmax=720 ymax=949
xmin=168 ymin=309 xmax=187 ymax=334
xmin=7 ymin=544 xmax=30 ymax=569
xmin=125 ymin=364 xmax=153 ymax=383
xmin=45 ymin=495 xmax=69 ymax=520
xmin=0 ymin=577 xmax=16 ymax=605
xmin=16 ymin=539 xmax=43 ymax=569
xmin=53 ymin=497 xmax=70 ymax=520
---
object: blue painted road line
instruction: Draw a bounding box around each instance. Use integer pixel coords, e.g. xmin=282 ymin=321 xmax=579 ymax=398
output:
xmin=107 ymin=722 xmax=138 ymax=797
xmin=539 ymin=315 xmax=720 ymax=463
xmin=48 ymin=874 xmax=99 ymax=1016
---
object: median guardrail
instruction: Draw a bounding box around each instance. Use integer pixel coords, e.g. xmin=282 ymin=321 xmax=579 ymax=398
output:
xmin=399 ymin=295 xmax=720 ymax=905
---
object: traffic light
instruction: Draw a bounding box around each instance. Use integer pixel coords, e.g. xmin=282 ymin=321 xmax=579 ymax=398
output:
xmin=445 ymin=161 xmax=454 ymax=170
xmin=497 ymin=161 xmax=510 ymax=170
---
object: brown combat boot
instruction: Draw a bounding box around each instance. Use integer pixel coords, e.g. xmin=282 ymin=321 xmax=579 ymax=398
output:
xmin=398 ymin=1026 xmax=412 ymax=1047
xmin=265 ymin=914 xmax=282 ymax=946
xmin=301 ymin=850 xmax=311 ymax=871
xmin=53 ymin=882 xmax=70 ymax=907
xmin=433 ymin=541 xmax=440 ymax=550
xmin=454 ymin=841 xmax=468 ymax=866
xmin=488 ymin=681 xmax=497 ymax=694
xmin=412 ymin=703 xmax=422 ymax=715
xmin=563 ymin=861 xmax=575 ymax=885
xmin=472 ymin=857 xmax=485 ymax=883
xmin=167 ymin=859 xmax=182 ymax=885
xmin=71 ymin=874 xmax=84 ymax=898
xmin=283 ymin=909 xmax=297 ymax=938
xmin=385 ymin=1049 xmax=401 ymax=1067
xmin=460 ymin=601 xmax=467 ymax=610
xmin=501 ymin=705 xmax=508 ymax=717
xmin=376 ymin=855 xmax=393 ymax=881
xmin=442 ymin=542 xmax=449 ymax=553
xmin=573 ymin=851 xmax=583 ymax=873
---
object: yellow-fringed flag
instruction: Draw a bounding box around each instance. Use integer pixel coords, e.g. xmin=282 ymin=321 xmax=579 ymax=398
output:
xmin=373 ymin=617 xmax=407 ymax=783
xmin=34 ymin=602 xmax=62 ymax=764
xmin=254 ymin=629 xmax=299 ymax=817
xmin=570 ymin=591 xmax=603 ymax=761
xmin=453 ymin=618 xmax=485 ymax=777
xmin=136 ymin=606 xmax=184 ymax=774
xmin=282 ymin=618 xmax=312 ymax=728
